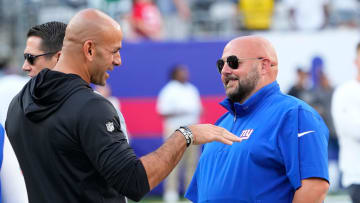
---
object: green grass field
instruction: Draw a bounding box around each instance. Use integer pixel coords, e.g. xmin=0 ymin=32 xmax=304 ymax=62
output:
xmin=128 ymin=192 xmax=352 ymax=203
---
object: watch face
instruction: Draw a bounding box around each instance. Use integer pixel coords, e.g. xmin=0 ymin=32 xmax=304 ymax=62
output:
xmin=177 ymin=127 xmax=192 ymax=147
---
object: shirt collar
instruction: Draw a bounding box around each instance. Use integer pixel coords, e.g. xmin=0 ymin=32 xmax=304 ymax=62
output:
xmin=220 ymin=81 xmax=280 ymax=116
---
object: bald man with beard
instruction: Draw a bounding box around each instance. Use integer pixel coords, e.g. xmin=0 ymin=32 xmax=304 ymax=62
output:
xmin=185 ymin=36 xmax=330 ymax=203
xmin=5 ymin=9 xmax=240 ymax=203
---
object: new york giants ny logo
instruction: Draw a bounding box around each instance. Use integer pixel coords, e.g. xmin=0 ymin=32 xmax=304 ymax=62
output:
xmin=240 ymin=129 xmax=254 ymax=140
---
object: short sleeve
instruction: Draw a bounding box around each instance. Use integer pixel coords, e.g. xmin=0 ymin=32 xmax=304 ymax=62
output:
xmin=77 ymin=98 xmax=149 ymax=201
xmin=278 ymin=107 xmax=329 ymax=190
xmin=297 ymin=108 xmax=329 ymax=182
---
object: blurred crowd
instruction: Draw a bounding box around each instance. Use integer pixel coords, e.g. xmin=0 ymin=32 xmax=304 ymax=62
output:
xmin=1 ymin=0 xmax=360 ymax=68
xmin=1 ymin=0 xmax=360 ymax=202
xmin=287 ymin=56 xmax=341 ymax=191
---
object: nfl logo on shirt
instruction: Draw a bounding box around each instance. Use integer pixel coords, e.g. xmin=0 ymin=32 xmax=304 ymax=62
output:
xmin=105 ymin=121 xmax=115 ymax=132
xmin=240 ymin=129 xmax=253 ymax=139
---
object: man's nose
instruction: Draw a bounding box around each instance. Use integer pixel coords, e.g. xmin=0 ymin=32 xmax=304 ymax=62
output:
xmin=221 ymin=63 xmax=233 ymax=75
xmin=22 ymin=60 xmax=31 ymax=71
xmin=113 ymin=52 xmax=121 ymax=66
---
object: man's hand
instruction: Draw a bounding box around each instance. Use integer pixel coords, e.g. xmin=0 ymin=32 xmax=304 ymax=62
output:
xmin=189 ymin=124 xmax=242 ymax=145
xmin=141 ymin=124 xmax=241 ymax=191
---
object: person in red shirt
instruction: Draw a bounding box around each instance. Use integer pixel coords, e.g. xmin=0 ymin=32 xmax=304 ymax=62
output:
xmin=130 ymin=0 xmax=164 ymax=40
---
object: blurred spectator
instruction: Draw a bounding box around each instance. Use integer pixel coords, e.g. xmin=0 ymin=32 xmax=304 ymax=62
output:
xmin=287 ymin=67 xmax=308 ymax=100
xmin=61 ymin=0 xmax=87 ymax=9
xmin=1 ymin=125 xmax=29 ymax=203
xmin=0 ymin=123 xmax=3 ymax=202
xmin=95 ymin=84 xmax=130 ymax=143
xmin=332 ymin=42 xmax=360 ymax=203
xmin=129 ymin=0 xmax=164 ymax=40
xmin=156 ymin=0 xmax=191 ymax=40
xmin=209 ymin=0 xmax=238 ymax=36
xmin=189 ymin=0 xmax=213 ymax=35
xmin=305 ymin=56 xmax=340 ymax=192
xmin=308 ymin=57 xmax=337 ymax=143
xmin=238 ymin=0 xmax=274 ymax=30
xmin=0 ymin=58 xmax=29 ymax=203
xmin=156 ymin=65 xmax=202 ymax=203
xmin=284 ymin=0 xmax=329 ymax=31
xmin=0 ymin=59 xmax=28 ymax=126
xmin=330 ymin=0 xmax=360 ymax=28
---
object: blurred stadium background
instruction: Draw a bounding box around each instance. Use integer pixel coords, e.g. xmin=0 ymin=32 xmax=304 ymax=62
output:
xmin=1 ymin=0 xmax=360 ymax=202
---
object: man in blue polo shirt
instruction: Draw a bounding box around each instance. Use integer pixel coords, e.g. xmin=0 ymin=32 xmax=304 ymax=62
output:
xmin=185 ymin=36 xmax=329 ymax=202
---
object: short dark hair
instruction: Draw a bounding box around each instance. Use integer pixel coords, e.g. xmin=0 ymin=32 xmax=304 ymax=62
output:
xmin=27 ymin=21 xmax=67 ymax=57
xmin=170 ymin=64 xmax=186 ymax=80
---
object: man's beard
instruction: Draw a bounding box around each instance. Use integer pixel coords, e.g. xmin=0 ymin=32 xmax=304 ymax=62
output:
xmin=224 ymin=66 xmax=260 ymax=103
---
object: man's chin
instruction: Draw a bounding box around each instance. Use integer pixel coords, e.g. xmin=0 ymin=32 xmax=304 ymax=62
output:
xmin=98 ymin=81 xmax=106 ymax=86
xmin=226 ymin=88 xmax=250 ymax=103
xmin=226 ymin=91 xmax=236 ymax=100
xmin=91 ymin=79 xmax=105 ymax=86
xmin=225 ymin=87 xmax=237 ymax=96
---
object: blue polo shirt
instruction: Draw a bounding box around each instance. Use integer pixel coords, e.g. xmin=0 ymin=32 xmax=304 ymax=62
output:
xmin=0 ymin=124 xmax=4 ymax=202
xmin=185 ymin=81 xmax=329 ymax=203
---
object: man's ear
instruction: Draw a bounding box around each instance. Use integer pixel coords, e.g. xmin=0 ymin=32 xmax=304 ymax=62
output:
xmin=262 ymin=58 xmax=274 ymax=73
xmin=83 ymin=40 xmax=95 ymax=61
xmin=55 ymin=51 xmax=61 ymax=62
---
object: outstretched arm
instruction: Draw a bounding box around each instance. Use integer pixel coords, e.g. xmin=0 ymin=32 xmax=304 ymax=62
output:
xmin=141 ymin=124 xmax=241 ymax=190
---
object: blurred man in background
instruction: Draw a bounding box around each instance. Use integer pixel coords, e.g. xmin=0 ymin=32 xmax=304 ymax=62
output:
xmin=156 ymin=0 xmax=191 ymax=40
xmin=0 ymin=123 xmax=4 ymax=202
xmin=332 ymin=42 xmax=360 ymax=203
xmin=129 ymin=0 xmax=164 ymax=40
xmin=238 ymin=0 xmax=274 ymax=30
xmin=305 ymin=56 xmax=339 ymax=192
xmin=5 ymin=9 xmax=240 ymax=203
xmin=285 ymin=0 xmax=329 ymax=31
xmin=287 ymin=67 xmax=308 ymax=100
xmin=0 ymin=60 xmax=28 ymax=203
xmin=186 ymin=36 xmax=329 ymax=203
xmin=157 ymin=65 xmax=202 ymax=203
xmin=0 ymin=59 xmax=28 ymax=126
xmin=1 ymin=128 xmax=28 ymax=203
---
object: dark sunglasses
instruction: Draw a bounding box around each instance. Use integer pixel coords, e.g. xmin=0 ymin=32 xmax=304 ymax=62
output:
xmin=216 ymin=55 xmax=264 ymax=73
xmin=24 ymin=52 xmax=56 ymax=65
